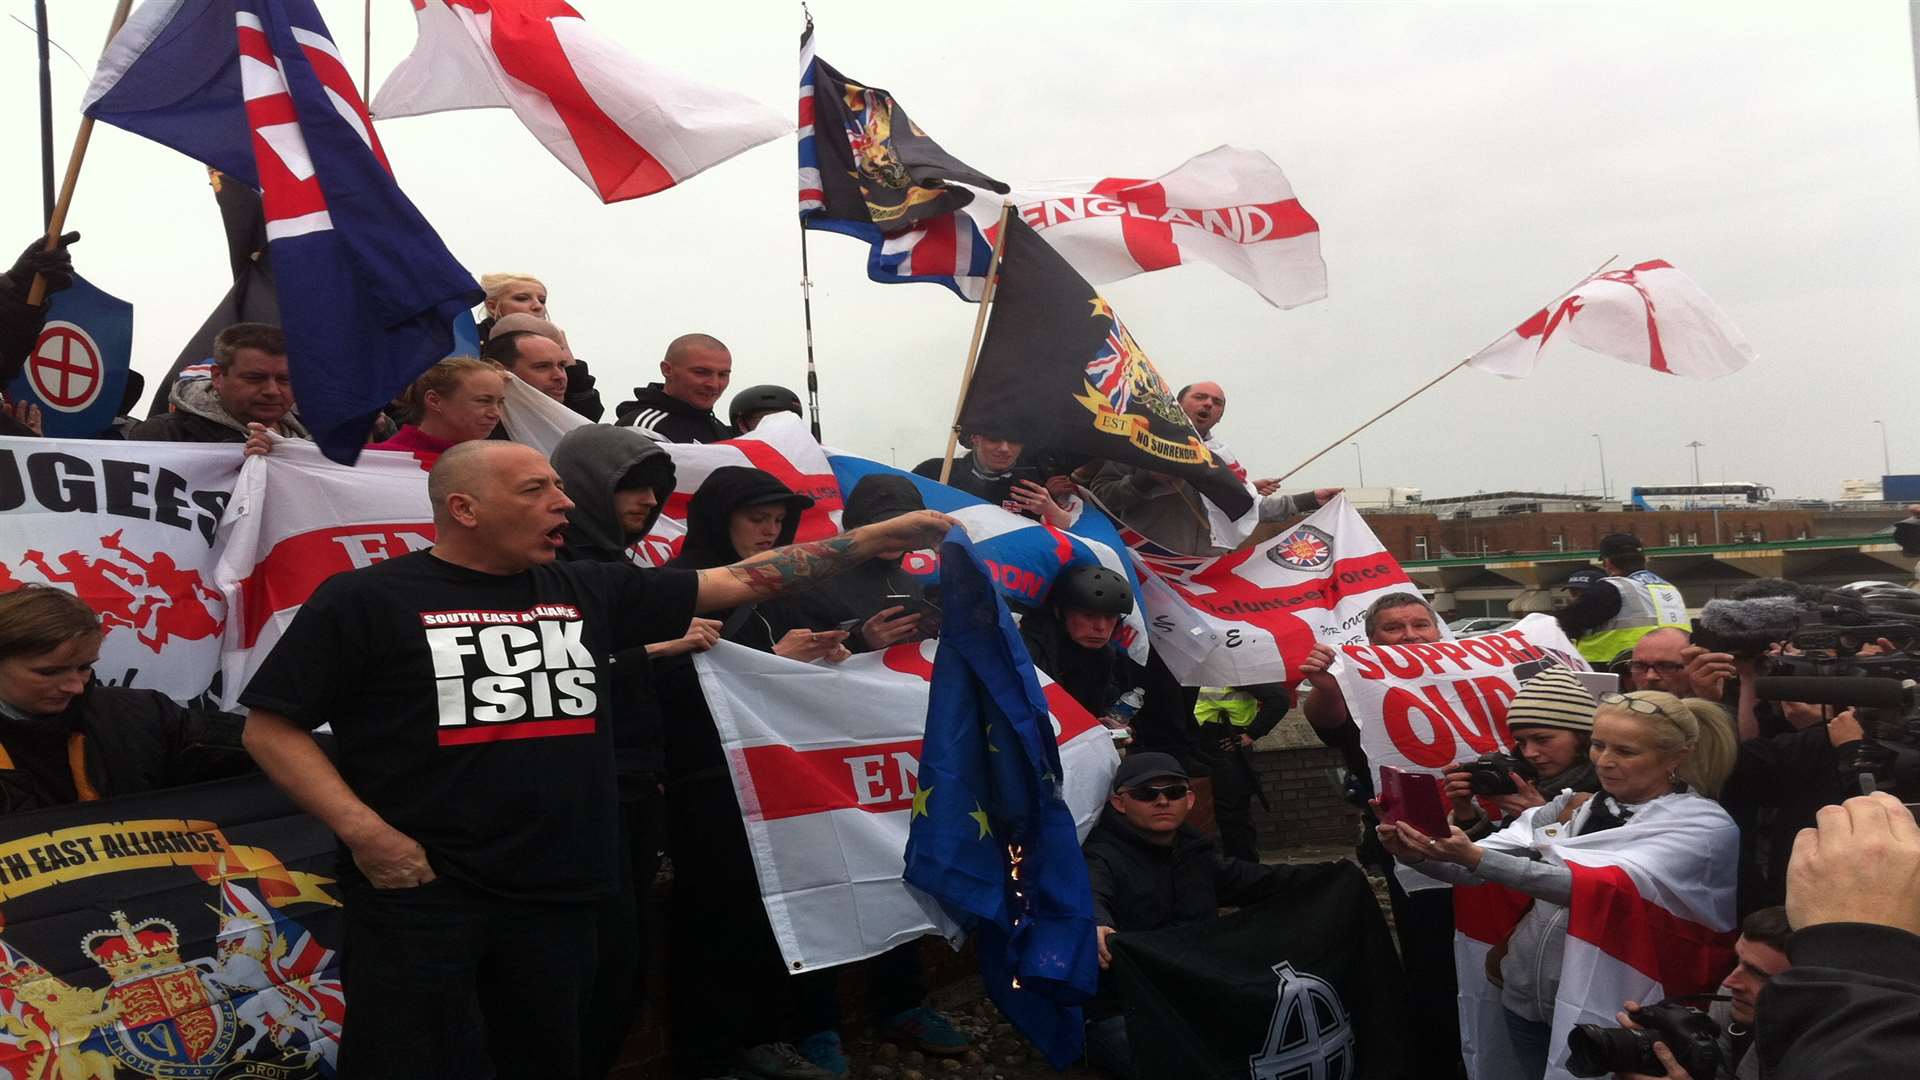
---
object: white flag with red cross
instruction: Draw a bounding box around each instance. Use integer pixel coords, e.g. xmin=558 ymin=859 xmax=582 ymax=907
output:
xmin=961 ymin=145 xmax=1326 ymax=309
xmin=1467 ymin=260 xmax=1755 ymax=380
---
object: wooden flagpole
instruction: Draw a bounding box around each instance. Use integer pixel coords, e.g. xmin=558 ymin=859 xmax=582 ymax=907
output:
xmin=25 ymin=0 xmax=134 ymax=307
xmin=937 ymin=200 xmax=1015 ymax=485
xmin=1270 ymin=254 xmax=1620 ymax=485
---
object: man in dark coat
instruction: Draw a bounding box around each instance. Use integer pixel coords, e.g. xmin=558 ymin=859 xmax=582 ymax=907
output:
xmin=126 ymin=322 xmax=311 ymax=444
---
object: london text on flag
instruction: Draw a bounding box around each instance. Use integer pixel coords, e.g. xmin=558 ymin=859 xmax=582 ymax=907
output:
xmin=1467 ymin=259 xmax=1755 ymax=380
xmin=963 ymin=146 xmax=1326 ymax=309
xmin=84 ymin=0 xmax=482 ymax=461
xmin=375 ymin=0 xmax=788 ymax=202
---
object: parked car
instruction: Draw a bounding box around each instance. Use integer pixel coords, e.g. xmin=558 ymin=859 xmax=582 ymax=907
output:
xmin=1448 ymin=616 xmax=1518 ymax=635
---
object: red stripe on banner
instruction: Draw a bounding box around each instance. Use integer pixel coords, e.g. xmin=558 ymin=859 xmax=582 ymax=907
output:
xmin=1090 ymin=178 xmax=1180 ymax=271
xmin=1453 ymin=881 xmax=1536 ymax=945
xmin=798 ymin=188 xmax=824 ymax=204
xmin=1567 ymin=863 xmax=1735 ymax=992
xmin=237 ymin=523 xmax=437 ymax=647
xmin=298 ymin=41 xmax=392 ymax=172
xmin=729 ymin=440 xmax=843 ymax=542
xmin=481 ymin=4 xmax=676 ymax=200
xmin=236 ymin=24 xmax=274 ymax=63
xmin=909 ymin=219 xmax=958 ymax=277
xmin=797 ymin=94 xmax=815 ymax=128
xmin=436 ymin=716 xmax=597 ymax=746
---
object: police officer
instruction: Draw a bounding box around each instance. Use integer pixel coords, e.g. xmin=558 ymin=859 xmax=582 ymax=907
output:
xmin=1191 ymin=684 xmax=1288 ymax=861
xmin=1556 ymin=533 xmax=1689 ymax=665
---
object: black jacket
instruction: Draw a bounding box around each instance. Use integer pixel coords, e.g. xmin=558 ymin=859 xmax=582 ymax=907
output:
xmin=1757 ymin=923 xmax=1920 ymax=1080
xmin=614 ymin=383 xmax=732 ymax=443
xmin=1019 ymin=607 xmax=1198 ymax=769
xmin=913 ymin=451 xmax=1019 ymax=506
xmin=551 ymin=425 xmax=677 ymax=787
xmin=1719 ymin=724 xmax=1851 ymax=914
xmin=0 ymin=686 xmax=252 ymax=814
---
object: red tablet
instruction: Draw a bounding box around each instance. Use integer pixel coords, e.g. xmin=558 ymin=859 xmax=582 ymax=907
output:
xmin=1378 ymin=766 xmax=1452 ymax=839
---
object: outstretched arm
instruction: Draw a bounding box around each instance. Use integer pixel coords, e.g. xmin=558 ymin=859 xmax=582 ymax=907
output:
xmin=693 ymin=509 xmax=957 ymax=612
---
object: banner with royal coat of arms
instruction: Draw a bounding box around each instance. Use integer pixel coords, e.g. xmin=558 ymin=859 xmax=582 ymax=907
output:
xmin=0 ymin=773 xmax=343 ymax=1078
xmin=1133 ymin=495 xmax=1423 ymax=687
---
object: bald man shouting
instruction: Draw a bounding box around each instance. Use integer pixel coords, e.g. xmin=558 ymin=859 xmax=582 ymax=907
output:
xmin=239 ymin=441 xmax=954 ymax=1078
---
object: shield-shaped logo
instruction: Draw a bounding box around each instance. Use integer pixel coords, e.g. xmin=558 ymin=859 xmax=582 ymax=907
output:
xmin=1267 ymin=525 xmax=1335 ymax=571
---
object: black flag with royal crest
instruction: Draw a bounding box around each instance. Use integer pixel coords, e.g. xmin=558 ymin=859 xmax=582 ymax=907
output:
xmin=799 ymin=23 xmax=1006 ymax=235
xmin=960 ymin=217 xmax=1256 ymax=519
xmin=1107 ymin=861 xmax=1406 ymax=1080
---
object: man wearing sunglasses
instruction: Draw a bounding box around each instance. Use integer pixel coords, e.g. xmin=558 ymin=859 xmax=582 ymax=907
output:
xmin=1080 ymin=752 xmax=1303 ymax=1079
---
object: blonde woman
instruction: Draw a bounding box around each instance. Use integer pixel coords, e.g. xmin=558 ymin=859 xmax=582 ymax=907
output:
xmin=478 ymin=272 xmax=547 ymax=328
xmin=1379 ymin=691 xmax=1740 ymax=1080
xmin=477 ymin=274 xmax=603 ymax=419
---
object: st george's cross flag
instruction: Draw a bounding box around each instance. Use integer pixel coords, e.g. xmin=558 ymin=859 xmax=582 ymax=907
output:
xmin=798 ymin=22 xmax=1008 ymax=300
xmin=375 ymin=0 xmax=788 ymax=202
xmin=1452 ymin=792 xmax=1739 ymax=1080
xmin=1467 ymin=260 xmax=1754 ymax=380
xmin=962 ymin=146 xmax=1327 ymax=309
xmin=84 ymin=0 xmax=482 ymax=462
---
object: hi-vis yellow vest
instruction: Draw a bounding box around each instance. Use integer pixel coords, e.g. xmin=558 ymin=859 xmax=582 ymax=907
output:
xmin=1194 ymin=687 xmax=1260 ymax=727
xmin=1576 ymin=572 xmax=1689 ymax=663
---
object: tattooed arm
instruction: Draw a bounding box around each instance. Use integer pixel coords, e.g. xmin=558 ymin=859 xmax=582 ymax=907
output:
xmin=694 ymin=509 xmax=957 ymax=612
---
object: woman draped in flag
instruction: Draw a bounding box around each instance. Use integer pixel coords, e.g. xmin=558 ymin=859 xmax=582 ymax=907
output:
xmin=1376 ymin=691 xmax=1740 ymax=1080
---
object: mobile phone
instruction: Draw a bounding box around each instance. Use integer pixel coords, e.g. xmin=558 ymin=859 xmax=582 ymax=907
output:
xmin=836 ymin=617 xmax=863 ymax=633
xmin=883 ymin=594 xmax=941 ymax=620
xmin=1377 ymin=766 xmax=1451 ymax=839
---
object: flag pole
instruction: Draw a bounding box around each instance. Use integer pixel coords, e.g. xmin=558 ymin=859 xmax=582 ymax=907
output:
xmin=362 ymin=0 xmax=373 ymax=103
xmin=1270 ymin=254 xmax=1619 ymax=485
xmin=35 ymin=0 xmax=55 ymax=225
xmin=800 ymin=226 xmax=823 ymax=441
xmin=938 ymin=201 xmax=1014 ymax=486
xmin=26 ymin=0 xmax=135 ymax=307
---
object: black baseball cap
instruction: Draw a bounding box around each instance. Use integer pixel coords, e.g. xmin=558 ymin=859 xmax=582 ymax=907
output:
xmin=1564 ymin=567 xmax=1606 ymax=591
xmin=1112 ymin=752 xmax=1188 ymax=792
xmin=1598 ymin=533 xmax=1644 ymax=558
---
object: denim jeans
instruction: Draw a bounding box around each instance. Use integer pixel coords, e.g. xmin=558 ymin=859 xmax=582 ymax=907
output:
xmin=1085 ymin=1014 xmax=1135 ymax=1080
xmin=1503 ymin=1008 xmax=1553 ymax=1080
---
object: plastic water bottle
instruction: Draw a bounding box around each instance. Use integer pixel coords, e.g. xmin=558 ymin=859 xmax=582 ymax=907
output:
xmin=1104 ymin=688 xmax=1144 ymax=744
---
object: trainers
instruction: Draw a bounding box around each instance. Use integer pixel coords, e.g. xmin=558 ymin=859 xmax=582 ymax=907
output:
xmin=878 ymin=1006 xmax=971 ymax=1056
xmin=795 ymin=1030 xmax=849 ymax=1077
xmin=735 ymin=1042 xmax=836 ymax=1080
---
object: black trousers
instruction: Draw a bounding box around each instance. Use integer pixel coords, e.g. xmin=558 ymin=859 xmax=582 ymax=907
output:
xmin=1385 ymin=872 xmax=1465 ymax=1078
xmin=787 ymin=938 xmax=929 ymax=1036
xmin=583 ymin=794 xmax=665 ymax=1079
xmin=666 ymin=772 xmax=788 ymax=1076
xmin=337 ymin=875 xmax=597 ymax=1080
xmin=1196 ymin=736 xmax=1260 ymax=861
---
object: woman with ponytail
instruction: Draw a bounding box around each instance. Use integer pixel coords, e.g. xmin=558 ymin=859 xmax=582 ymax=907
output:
xmin=1378 ymin=690 xmax=1741 ymax=1079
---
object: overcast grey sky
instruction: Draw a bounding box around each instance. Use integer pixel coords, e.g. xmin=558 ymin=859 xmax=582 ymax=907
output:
xmin=6 ymin=1 xmax=1918 ymax=498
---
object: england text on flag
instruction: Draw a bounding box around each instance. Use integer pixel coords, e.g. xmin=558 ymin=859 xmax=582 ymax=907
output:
xmin=1467 ymin=259 xmax=1755 ymax=380
xmin=962 ymin=146 xmax=1327 ymax=309
xmin=375 ymin=0 xmax=789 ymax=202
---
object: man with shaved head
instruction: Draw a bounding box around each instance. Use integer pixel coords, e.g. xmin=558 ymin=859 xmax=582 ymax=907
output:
xmin=614 ymin=332 xmax=735 ymax=442
xmin=239 ymin=440 xmax=955 ymax=1077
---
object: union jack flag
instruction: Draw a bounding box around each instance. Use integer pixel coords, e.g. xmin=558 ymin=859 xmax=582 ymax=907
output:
xmin=1085 ymin=317 xmax=1142 ymax=412
xmin=84 ymin=0 xmax=481 ymax=462
xmin=215 ymin=876 xmax=346 ymax=1036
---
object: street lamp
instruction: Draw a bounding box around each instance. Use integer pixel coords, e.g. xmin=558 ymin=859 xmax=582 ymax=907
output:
xmin=1874 ymin=420 xmax=1892 ymax=477
xmin=1591 ymin=434 xmax=1608 ymax=501
xmin=1686 ymin=441 xmax=1705 ymax=486
xmin=1351 ymin=442 xmax=1365 ymax=488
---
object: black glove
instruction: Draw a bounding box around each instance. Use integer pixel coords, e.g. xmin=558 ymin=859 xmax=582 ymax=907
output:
xmin=564 ymin=357 xmax=605 ymax=421
xmin=5 ymin=231 xmax=80 ymax=296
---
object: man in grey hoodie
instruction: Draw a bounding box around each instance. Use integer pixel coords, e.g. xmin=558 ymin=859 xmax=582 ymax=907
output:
xmin=127 ymin=323 xmax=311 ymax=444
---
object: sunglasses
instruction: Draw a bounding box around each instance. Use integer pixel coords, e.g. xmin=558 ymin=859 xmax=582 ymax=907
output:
xmin=1122 ymin=783 xmax=1190 ymax=803
xmin=1599 ymin=691 xmax=1663 ymax=716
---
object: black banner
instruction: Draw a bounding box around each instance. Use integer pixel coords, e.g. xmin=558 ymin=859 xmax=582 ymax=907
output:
xmin=960 ymin=217 xmax=1256 ymax=520
xmin=0 ymin=773 xmax=343 ymax=1078
xmin=1108 ymin=861 xmax=1405 ymax=1079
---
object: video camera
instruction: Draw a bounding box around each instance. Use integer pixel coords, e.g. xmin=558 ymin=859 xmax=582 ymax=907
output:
xmin=1456 ymin=751 xmax=1538 ymax=796
xmin=1750 ymin=601 xmax=1920 ymax=798
xmin=1566 ymin=998 xmax=1726 ymax=1080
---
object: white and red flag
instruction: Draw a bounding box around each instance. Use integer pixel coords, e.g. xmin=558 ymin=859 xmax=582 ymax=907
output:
xmin=962 ymin=146 xmax=1325 ymax=309
xmin=374 ymin=0 xmax=788 ymax=202
xmin=1129 ymin=495 xmax=1420 ymax=687
xmin=1467 ymin=260 xmax=1755 ymax=380
xmin=695 ymin=638 xmax=1118 ymax=970
xmin=1451 ymin=792 xmax=1738 ymax=1080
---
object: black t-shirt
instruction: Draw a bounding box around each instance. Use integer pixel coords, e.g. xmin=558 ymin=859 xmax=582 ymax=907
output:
xmin=240 ymin=551 xmax=699 ymax=902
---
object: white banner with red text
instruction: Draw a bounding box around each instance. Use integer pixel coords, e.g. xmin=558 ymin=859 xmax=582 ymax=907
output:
xmin=0 ymin=438 xmax=242 ymax=700
xmin=696 ymin=638 xmax=1120 ymax=971
xmin=1132 ymin=495 xmax=1423 ymax=687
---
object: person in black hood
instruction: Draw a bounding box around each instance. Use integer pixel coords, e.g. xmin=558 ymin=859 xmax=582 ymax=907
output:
xmin=1020 ymin=566 xmax=1198 ymax=768
xmin=766 ymin=473 xmax=935 ymax=653
xmin=614 ymin=333 xmax=735 ymax=443
xmin=660 ymin=467 xmax=845 ymax=1080
xmin=0 ymin=586 xmax=252 ymax=813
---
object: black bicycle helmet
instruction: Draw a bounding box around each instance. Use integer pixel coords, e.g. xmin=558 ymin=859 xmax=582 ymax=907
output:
xmin=728 ymin=384 xmax=803 ymax=429
xmin=1052 ymin=565 xmax=1134 ymax=616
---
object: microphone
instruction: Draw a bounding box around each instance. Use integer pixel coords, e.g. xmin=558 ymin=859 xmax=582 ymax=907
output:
xmin=1750 ymin=676 xmax=1914 ymax=709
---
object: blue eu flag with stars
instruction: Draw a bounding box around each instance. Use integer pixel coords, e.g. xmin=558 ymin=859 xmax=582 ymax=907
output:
xmin=904 ymin=530 xmax=1099 ymax=1068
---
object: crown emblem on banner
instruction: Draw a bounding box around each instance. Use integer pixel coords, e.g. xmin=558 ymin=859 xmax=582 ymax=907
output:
xmin=80 ymin=910 xmax=183 ymax=980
